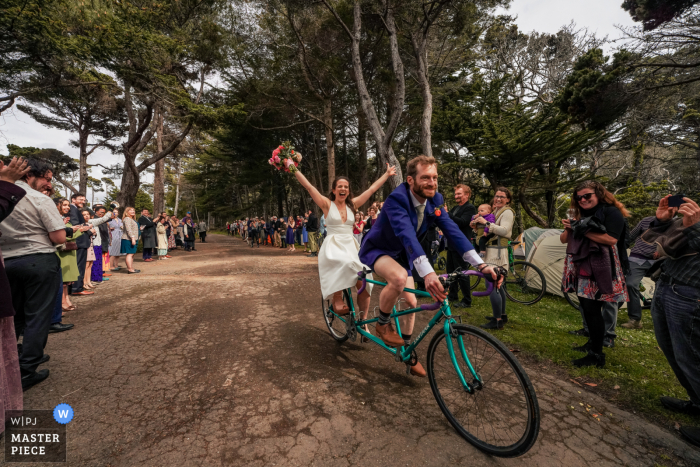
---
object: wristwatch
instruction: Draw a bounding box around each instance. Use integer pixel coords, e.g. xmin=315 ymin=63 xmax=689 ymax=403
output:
xmin=485 ymin=221 xmax=491 ymax=227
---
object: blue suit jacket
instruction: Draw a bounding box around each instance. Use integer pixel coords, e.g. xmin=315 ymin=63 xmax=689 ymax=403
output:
xmin=359 ymin=182 xmax=475 ymax=271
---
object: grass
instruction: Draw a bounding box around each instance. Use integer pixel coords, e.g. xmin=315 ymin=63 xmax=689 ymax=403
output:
xmin=432 ymin=256 xmax=694 ymax=425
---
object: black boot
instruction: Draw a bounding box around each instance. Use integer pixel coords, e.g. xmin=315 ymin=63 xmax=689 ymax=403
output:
xmin=480 ymin=318 xmax=503 ymax=330
xmin=484 ymin=314 xmax=508 ymax=324
xmin=572 ymin=350 xmax=605 ymax=368
xmin=573 ymin=340 xmax=592 ymax=353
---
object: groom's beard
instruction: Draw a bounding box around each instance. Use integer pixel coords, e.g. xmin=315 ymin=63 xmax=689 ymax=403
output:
xmin=413 ymin=184 xmax=436 ymax=199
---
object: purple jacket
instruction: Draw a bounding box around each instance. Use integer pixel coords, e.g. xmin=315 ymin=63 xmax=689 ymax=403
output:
xmin=0 ymin=181 xmax=27 ymax=318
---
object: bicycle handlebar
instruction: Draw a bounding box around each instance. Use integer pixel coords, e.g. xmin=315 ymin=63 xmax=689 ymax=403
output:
xmin=356 ymin=268 xmax=495 ymax=310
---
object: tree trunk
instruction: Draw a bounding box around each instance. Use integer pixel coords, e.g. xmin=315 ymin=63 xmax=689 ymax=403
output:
xmin=411 ymin=33 xmax=433 ymax=158
xmin=78 ymin=132 xmax=89 ymax=194
xmin=117 ymin=163 xmax=140 ymax=208
xmin=358 ymin=109 xmax=368 ymax=208
xmin=323 ymin=100 xmax=335 ymax=191
xmin=174 ymin=159 xmax=181 ymax=216
xmin=153 ymin=108 xmax=166 ymax=214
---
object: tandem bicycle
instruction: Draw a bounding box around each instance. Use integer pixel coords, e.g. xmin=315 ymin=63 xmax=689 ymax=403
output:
xmin=321 ymin=269 xmax=540 ymax=458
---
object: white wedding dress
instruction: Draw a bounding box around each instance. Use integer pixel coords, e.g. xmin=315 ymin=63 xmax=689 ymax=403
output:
xmin=318 ymin=202 xmax=373 ymax=299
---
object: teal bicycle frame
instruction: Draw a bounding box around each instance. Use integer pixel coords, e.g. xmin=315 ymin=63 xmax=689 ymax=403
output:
xmin=331 ymin=277 xmax=482 ymax=393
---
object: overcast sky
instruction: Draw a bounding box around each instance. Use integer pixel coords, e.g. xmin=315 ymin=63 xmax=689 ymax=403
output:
xmin=0 ymin=0 xmax=637 ymax=203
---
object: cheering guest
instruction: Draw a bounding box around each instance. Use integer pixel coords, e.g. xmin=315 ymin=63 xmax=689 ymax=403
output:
xmin=0 ymin=157 xmax=29 ymax=420
xmin=138 ymin=209 xmax=157 ymax=262
xmin=121 ymin=207 xmax=140 ymax=274
xmin=108 ymin=208 xmax=124 ymax=270
xmin=68 ymin=192 xmax=92 ymax=296
xmin=156 ymin=218 xmax=169 ymax=260
xmin=89 ymin=205 xmax=113 ymax=284
xmin=0 ymin=158 xmax=66 ymax=390
xmin=286 ymin=216 xmax=296 ymax=252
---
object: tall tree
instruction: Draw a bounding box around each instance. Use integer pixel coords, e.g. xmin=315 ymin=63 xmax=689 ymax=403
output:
xmin=16 ymin=70 xmax=125 ymax=194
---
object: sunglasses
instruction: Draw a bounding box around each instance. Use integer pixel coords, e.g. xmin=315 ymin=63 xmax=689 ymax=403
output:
xmin=575 ymin=193 xmax=594 ymax=202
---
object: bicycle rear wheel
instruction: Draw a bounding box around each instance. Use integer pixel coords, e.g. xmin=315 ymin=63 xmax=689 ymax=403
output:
xmin=564 ymin=292 xmax=580 ymax=311
xmin=504 ymin=261 xmax=546 ymax=305
xmin=427 ymin=325 xmax=539 ymax=457
xmin=322 ymin=289 xmax=351 ymax=342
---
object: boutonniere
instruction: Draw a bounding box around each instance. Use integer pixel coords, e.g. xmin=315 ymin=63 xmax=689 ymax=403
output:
xmin=433 ymin=204 xmax=445 ymax=217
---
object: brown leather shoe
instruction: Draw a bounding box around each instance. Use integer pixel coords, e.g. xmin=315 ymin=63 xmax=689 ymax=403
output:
xmin=407 ymin=361 xmax=427 ymax=377
xmin=375 ymin=323 xmax=405 ymax=347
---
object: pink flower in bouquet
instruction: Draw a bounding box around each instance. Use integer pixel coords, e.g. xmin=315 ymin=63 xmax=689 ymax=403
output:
xmin=272 ymin=148 xmax=280 ymax=158
xmin=268 ymin=158 xmax=274 ymax=166
xmin=273 ymin=154 xmax=280 ymax=164
xmin=284 ymin=158 xmax=294 ymax=169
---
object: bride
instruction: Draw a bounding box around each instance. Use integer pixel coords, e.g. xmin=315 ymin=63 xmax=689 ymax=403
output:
xmin=293 ymin=164 xmax=396 ymax=323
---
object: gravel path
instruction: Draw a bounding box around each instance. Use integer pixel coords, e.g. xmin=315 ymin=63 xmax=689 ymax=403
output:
xmin=15 ymin=234 xmax=700 ymax=466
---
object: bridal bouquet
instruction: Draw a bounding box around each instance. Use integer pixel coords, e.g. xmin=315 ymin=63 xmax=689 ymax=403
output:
xmin=269 ymin=141 xmax=303 ymax=173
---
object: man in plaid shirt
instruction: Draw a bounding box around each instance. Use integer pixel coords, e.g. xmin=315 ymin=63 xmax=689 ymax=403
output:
xmin=651 ymin=195 xmax=700 ymax=448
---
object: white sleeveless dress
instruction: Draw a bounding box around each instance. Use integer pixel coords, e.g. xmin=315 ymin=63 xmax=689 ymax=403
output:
xmin=318 ymin=203 xmax=373 ymax=299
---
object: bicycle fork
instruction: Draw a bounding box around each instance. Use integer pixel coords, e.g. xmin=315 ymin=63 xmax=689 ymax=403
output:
xmin=443 ymin=319 xmax=481 ymax=394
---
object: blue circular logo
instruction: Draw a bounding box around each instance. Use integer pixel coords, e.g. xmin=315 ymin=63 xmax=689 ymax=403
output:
xmin=53 ymin=404 xmax=74 ymax=424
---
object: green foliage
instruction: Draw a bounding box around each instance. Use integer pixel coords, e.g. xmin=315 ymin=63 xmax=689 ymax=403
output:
xmin=134 ymin=189 xmax=154 ymax=214
xmin=622 ymin=0 xmax=700 ymax=30
xmin=556 ymin=49 xmax=634 ymax=131
xmin=615 ymin=180 xmax=670 ymax=226
xmin=5 ymin=144 xmax=78 ymax=177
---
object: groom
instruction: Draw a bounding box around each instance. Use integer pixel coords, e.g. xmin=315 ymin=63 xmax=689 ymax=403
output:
xmin=359 ymin=155 xmax=502 ymax=377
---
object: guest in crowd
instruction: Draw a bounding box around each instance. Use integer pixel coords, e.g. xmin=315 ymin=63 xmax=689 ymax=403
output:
xmin=306 ymin=210 xmax=319 ymax=257
xmin=176 ymin=217 xmax=185 ymax=249
xmin=446 ymin=184 xmax=476 ymax=308
xmin=69 ymin=192 xmax=92 ymax=296
xmin=0 ymin=157 xmax=29 ymax=416
xmin=0 ymin=158 xmax=66 ymax=390
xmin=352 ymin=211 xmax=365 ymax=245
xmin=472 ymin=187 xmax=514 ymax=330
xmin=621 ymin=214 xmax=673 ymax=329
xmin=94 ymin=205 xmax=111 ymax=278
xmin=560 ymin=180 xmax=629 ymax=368
xmin=198 ymin=219 xmax=207 ymax=243
xmin=138 ymin=209 xmax=157 ymax=262
xmin=55 ymin=199 xmax=89 ymax=313
xmin=169 ymin=216 xmax=179 ymax=250
xmin=80 ymin=209 xmax=98 ymax=290
xmin=649 ymin=195 xmax=700 ymax=447
xmin=90 ymin=205 xmax=113 ymax=284
xmin=302 ymin=213 xmax=309 ymax=252
xmin=120 ymin=207 xmax=140 ymax=274
xmin=156 ymin=217 xmax=169 ymax=260
xmin=108 ymin=207 xmax=124 ymax=271
xmin=286 ymin=216 xmax=296 ymax=252
xmin=295 ymin=215 xmax=303 ymax=247
xmin=185 ymin=218 xmax=197 ymax=251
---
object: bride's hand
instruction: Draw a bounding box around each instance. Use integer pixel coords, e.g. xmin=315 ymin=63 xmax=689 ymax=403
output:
xmin=385 ymin=163 xmax=397 ymax=178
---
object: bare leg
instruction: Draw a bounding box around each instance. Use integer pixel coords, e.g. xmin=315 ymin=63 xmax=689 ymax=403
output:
xmin=126 ymin=254 xmax=135 ymax=272
xmin=398 ymin=276 xmax=417 ymax=336
xmin=332 ymin=291 xmax=349 ymax=314
xmin=84 ymin=262 xmax=93 ymax=288
xmin=356 ymin=282 xmax=371 ymax=337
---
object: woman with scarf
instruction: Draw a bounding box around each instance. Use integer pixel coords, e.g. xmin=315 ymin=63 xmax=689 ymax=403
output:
xmin=561 ymin=180 xmax=630 ymax=368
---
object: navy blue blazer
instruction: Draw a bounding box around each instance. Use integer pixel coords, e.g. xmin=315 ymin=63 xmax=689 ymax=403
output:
xmin=359 ymin=182 xmax=474 ymax=271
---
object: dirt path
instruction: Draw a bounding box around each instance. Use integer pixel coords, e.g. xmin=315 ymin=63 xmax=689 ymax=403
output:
xmin=15 ymin=234 xmax=700 ymax=466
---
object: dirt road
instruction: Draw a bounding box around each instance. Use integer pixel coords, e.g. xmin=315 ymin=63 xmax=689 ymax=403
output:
xmin=16 ymin=234 xmax=700 ymax=466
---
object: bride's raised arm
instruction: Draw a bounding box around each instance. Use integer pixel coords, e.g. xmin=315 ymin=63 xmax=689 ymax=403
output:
xmin=352 ymin=163 xmax=397 ymax=208
xmin=293 ymin=170 xmax=331 ymax=214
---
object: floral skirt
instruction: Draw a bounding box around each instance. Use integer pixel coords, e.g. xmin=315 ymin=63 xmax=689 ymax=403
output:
xmin=562 ymin=245 xmax=628 ymax=303
xmin=1 ymin=317 xmax=22 ymax=435
xmin=168 ymin=233 xmax=176 ymax=249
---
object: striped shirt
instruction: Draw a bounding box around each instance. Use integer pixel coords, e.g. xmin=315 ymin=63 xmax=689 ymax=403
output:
xmin=656 ymin=221 xmax=700 ymax=289
xmin=627 ymin=216 xmax=660 ymax=261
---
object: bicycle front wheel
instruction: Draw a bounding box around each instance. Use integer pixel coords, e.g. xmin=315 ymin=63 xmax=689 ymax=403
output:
xmin=504 ymin=261 xmax=546 ymax=305
xmin=427 ymin=325 xmax=540 ymax=457
xmin=321 ymin=290 xmax=351 ymax=342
